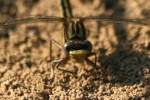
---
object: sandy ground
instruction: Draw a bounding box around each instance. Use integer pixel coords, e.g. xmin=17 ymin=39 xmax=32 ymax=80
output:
xmin=0 ymin=0 xmax=150 ymax=99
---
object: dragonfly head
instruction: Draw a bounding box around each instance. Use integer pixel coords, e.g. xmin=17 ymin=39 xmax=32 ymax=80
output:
xmin=64 ymin=40 xmax=92 ymax=58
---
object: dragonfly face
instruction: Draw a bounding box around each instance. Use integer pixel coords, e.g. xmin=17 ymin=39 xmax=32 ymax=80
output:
xmin=64 ymin=20 xmax=92 ymax=58
xmin=64 ymin=40 xmax=92 ymax=58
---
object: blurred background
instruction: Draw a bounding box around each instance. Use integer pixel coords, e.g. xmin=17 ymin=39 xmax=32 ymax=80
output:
xmin=0 ymin=0 xmax=150 ymax=99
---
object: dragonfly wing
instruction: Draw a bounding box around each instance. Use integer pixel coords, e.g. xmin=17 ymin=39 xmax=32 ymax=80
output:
xmin=0 ymin=16 xmax=149 ymax=27
xmin=0 ymin=16 xmax=64 ymax=27
xmin=79 ymin=16 xmax=150 ymax=26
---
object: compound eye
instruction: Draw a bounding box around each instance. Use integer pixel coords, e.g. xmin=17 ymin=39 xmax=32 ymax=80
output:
xmin=64 ymin=41 xmax=73 ymax=51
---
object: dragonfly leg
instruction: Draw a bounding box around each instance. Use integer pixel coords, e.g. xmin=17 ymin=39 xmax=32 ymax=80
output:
xmin=39 ymin=38 xmax=64 ymax=64
xmin=39 ymin=38 xmax=65 ymax=78
xmin=51 ymin=57 xmax=76 ymax=74
xmin=85 ymin=52 xmax=101 ymax=70
xmin=49 ymin=37 xmax=64 ymax=61
xmin=86 ymin=52 xmax=97 ymax=67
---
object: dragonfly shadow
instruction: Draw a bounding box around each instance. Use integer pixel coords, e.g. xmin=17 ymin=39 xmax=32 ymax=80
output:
xmin=0 ymin=0 xmax=17 ymax=17
xmin=102 ymin=0 xmax=127 ymax=43
xmin=70 ymin=0 xmax=150 ymax=96
xmin=97 ymin=0 xmax=150 ymax=87
xmin=0 ymin=0 xmax=40 ymax=38
xmin=0 ymin=0 xmax=18 ymax=38
xmin=97 ymin=42 xmax=150 ymax=99
xmin=23 ymin=0 xmax=40 ymax=9
xmin=99 ymin=44 xmax=150 ymax=85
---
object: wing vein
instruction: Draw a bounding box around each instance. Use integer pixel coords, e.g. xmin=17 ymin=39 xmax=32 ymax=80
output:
xmin=0 ymin=16 xmax=149 ymax=27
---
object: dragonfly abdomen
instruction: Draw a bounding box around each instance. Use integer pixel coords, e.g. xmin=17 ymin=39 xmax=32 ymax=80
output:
xmin=61 ymin=0 xmax=73 ymax=17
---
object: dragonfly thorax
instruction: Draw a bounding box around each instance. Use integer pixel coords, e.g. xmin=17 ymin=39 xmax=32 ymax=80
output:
xmin=64 ymin=40 xmax=92 ymax=58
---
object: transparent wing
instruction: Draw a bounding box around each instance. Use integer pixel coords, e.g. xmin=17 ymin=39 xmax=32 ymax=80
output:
xmin=0 ymin=15 xmax=150 ymax=27
xmin=0 ymin=16 xmax=64 ymax=27
xmin=80 ymin=16 xmax=150 ymax=26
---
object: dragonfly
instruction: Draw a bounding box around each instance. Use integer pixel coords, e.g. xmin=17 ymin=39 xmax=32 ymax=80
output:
xmin=0 ymin=0 xmax=150 ymax=76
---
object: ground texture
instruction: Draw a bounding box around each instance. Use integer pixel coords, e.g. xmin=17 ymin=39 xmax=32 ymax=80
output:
xmin=0 ymin=0 xmax=150 ymax=99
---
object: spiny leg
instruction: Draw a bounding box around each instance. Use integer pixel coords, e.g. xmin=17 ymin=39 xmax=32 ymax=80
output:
xmin=39 ymin=37 xmax=64 ymax=63
xmin=85 ymin=52 xmax=101 ymax=71
xmin=85 ymin=53 xmax=102 ymax=80
xmin=49 ymin=37 xmax=64 ymax=61
xmin=39 ymin=37 xmax=64 ymax=78
xmin=51 ymin=56 xmax=78 ymax=76
xmin=77 ymin=53 xmax=97 ymax=77
xmin=48 ymin=38 xmax=67 ymax=78
xmin=48 ymin=38 xmax=75 ymax=75
xmin=86 ymin=52 xmax=97 ymax=67
xmin=85 ymin=58 xmax=97 ymax=68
